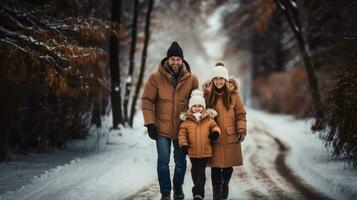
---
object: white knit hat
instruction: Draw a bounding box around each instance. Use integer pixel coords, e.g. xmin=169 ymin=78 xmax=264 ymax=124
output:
xmin=189 ymin=89 xmax=206 ymax=109
xmin=211 ymin=60 xmax=229 ymax=80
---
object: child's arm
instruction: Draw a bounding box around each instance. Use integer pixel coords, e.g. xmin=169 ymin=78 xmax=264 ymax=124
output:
xmin=208 ymin=119 xmax=221 ymax=141
xmin=178 ymin=122 xmax=189 ymax=147
xmin=209 ymin=119 xmax=221 ymax=136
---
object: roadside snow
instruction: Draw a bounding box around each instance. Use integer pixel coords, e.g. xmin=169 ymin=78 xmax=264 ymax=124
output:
xmin=248 ymin=108 xmax=357 ymax=200
xmin=1 ymin=109 xmax=356 ymax=199
xmin=0 ymin=114 xmax=157 ymax=200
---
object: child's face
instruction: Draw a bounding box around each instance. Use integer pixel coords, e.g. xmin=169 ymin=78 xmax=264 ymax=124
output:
xmin=192 ymin=105 xmax=204 ymax=113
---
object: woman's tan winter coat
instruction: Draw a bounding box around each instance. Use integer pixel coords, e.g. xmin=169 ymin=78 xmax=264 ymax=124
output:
xmin=203 ymin=78 xmax=247 ymax=167
xmin=141 ymin=58 xmax=199 ymax=139
xmin=178 ymin=109 xmax=221 ymax=158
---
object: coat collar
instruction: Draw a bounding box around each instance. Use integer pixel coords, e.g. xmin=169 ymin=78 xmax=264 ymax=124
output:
xmin=158 ymin=57 xmax=191 ymax=84
xmin=179 ymin=108 xmax=218 ymax=122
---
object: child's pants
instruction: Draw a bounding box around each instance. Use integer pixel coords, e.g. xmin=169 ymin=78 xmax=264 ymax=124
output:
xmin=190 ymin=157 xmax=210 ymax=198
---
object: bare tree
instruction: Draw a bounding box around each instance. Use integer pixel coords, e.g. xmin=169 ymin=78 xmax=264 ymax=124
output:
xmin=109 ymin=0 xmax=124 ymax=129
xmin=123 ymin=0 xmax=139 ymax=124
xmin=129 ymin=0 xmax=154 ymax=126
xmin=274 ymin=0 xmax=323 ymax=130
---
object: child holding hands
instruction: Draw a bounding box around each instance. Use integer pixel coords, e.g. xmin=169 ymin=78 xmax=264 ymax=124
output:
xmin=178 ymin=89 xmax=220 ymax=200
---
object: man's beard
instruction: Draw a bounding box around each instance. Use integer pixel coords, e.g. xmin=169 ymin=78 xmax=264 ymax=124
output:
xmin=169 ymin=63 xmax=183 ymax=74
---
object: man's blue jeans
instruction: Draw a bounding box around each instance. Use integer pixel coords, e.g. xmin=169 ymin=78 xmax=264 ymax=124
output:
xmin=156 ymin=135 xmax=187 ymax=193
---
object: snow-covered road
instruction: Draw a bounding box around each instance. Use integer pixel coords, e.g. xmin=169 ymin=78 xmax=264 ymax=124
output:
xmin=1 ymin=109 xmax=356 ymax=200
xmin=123 ymin=109 xmax=356 ymax=200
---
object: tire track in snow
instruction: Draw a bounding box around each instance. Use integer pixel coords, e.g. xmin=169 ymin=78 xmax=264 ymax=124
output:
xmin=120 ymin=123 xmax=334 ymax=200
xmin=248 ymin=127 xmax=299 ymax=200
xmin=123 ymin=183 xmax=159 ymax=200
xmin=235 ymin=143 xmax=272 ymax=199
xmin=235 ymin=166 xmax=270 ymax=199
xmin=266 ymin=131 xmax=333 ymax=200
xmin=251 ymin=124 xmax=333 ymax=200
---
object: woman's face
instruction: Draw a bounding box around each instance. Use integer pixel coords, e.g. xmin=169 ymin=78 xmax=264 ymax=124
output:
xmin=213 ymin=77 xmax=226 ymax=89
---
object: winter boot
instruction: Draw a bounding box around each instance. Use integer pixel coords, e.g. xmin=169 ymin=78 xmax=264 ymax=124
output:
xmin=161 ymin=191 xmax=171 ymax=200
xmin=212 ymin=185 xmax=222 ymax=200
xmin=173 ymin=186 xmax=184 ymax=200
xmin=193 ymin=194 xmax=204 ymax=200
xmin=222 ymin=179 xmax=230 ymax=200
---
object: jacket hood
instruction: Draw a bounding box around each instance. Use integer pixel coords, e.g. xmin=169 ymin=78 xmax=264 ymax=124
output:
xmin=202 ymin=77 xmax=240 ymax=94
xmin=179 ymin=108 xmax=218 ymax=121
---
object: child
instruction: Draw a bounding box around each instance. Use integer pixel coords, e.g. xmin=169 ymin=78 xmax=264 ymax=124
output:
xmin=178 ymin=89 xmax=221 ymax=200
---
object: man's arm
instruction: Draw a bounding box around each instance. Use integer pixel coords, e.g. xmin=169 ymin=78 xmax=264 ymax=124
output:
xmin=141 ymin=73 xmax=158 ymax=125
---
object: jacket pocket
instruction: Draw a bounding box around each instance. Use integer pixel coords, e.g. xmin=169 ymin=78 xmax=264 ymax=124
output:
xmin=226 ymin=127 xmax=239 ymax=144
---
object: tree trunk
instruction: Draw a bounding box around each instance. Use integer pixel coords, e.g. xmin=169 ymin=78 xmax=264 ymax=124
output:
xmin=109 ymin=0 xmax=123 ymax=129
xmin=123 ymin=0 xmax=139 ymax=124
xmin=274 ymin=0 xmax=323 ymax=130
xmin=129 ymin=0 xmax=154 ymax=127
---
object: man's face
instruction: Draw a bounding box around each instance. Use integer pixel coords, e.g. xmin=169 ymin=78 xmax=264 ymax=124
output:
xmin=168 ymin=56 xmax=183 ymax=73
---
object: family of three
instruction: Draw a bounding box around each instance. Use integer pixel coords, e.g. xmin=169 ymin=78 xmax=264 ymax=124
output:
xmin=141 ymin=41 xmax=247 ymax=200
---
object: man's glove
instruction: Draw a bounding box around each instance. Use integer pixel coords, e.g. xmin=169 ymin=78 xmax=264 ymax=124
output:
xmin=146 ymin=124 xmax=158 ymax=140
xmin=181 ymin=145 xmax=188 ymax=155
xmin=209 ymin=131 xmax=219 ymax=141
xmin=237 ymin=133 xmax=246 ymax=143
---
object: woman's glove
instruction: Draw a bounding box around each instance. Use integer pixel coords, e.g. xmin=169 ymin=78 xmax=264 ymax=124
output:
xmin=237 ymin=133 xmax=246 ymax=143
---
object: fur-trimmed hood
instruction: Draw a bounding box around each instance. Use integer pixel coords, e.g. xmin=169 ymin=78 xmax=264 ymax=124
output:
xmin=179 ymin=108 xmax=218 ymax=121
xmin=202 ymin=77 xmax=240 ymax=94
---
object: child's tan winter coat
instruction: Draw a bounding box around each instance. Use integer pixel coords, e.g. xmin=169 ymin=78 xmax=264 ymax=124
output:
xmin=178 ymin=109 xmax=220 ymax=158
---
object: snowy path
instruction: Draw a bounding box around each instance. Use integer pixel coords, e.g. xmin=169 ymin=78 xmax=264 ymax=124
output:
xmin=1 ymin=109 xmax=356 ymax=200
xmin=121 ymin=116 xmax=332 ymax=200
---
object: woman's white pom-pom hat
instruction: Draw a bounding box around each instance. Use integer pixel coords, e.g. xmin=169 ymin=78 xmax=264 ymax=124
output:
xmin=211 ymin=60 xmax=229 ymax=80
xmin=189 ymin=89 xmax=206 ymax=109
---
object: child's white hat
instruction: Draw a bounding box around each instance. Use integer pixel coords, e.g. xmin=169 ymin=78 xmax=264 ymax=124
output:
xmin=189 ymin=89 xmax=206 ymax=109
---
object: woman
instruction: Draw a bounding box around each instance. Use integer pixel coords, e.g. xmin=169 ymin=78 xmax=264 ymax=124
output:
xmin=203 ymin=61 xmax=247 ymax=200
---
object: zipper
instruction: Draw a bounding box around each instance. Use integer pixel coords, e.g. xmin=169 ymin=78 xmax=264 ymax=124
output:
xmin=172 ymin=88 xmax=175 ymax=138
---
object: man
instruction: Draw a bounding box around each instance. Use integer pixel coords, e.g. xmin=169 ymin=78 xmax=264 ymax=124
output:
xmin=141 ymin=41 xmax=199 ymax=200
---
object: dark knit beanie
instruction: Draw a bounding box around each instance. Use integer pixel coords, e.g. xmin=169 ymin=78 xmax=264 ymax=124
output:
xmin=167 ymin=41 xmax=184 ymax=58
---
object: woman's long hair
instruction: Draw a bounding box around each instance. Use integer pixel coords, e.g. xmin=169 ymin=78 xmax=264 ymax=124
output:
xmin=207 ymin=80 xmax=232 ymax=110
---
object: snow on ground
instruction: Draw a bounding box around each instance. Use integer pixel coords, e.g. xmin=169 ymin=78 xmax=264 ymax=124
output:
xmin=0 ymin=114 xmax=157 ymax=200
xmin=1 ymin=109 xmax=356 ymax=200
xmin=248 ymin=108 xmax=357 ymax=200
